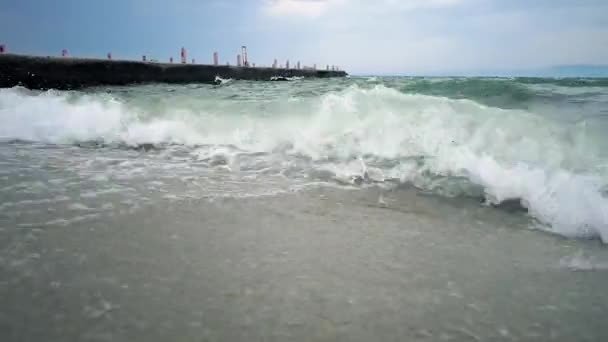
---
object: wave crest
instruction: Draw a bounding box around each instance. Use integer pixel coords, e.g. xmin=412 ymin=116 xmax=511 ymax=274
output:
xmin=1 ymin=85 xmax=607 ymax=241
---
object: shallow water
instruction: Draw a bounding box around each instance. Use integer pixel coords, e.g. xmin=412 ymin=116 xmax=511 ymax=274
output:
xmin=1 ymin=77 xmax=608 ymax=341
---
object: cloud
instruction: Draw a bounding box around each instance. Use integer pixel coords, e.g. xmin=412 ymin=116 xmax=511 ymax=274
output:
xmin=263 ymin=0 xmax=467 ymax=19
xmin=381 ymin=0 xmax=466 ymax=10
xmin=255 ymin=0 xmax=608 ymax=73
xmin=264 ymin=0 xmax=343 ymax=18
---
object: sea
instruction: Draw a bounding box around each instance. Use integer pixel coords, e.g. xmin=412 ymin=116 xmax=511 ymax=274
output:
xmin=1 ymin=76 xmax=608 ymax=341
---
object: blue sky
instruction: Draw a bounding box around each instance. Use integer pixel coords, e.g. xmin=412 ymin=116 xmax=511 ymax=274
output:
xmin=1 ymin=0 xmax=607 ymax=75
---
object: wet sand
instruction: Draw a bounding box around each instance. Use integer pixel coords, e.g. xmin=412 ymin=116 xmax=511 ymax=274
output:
xmin=2 ymin=187 xmax=608 ymax=341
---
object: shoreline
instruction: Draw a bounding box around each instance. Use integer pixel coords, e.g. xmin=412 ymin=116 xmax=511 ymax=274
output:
xmin=2 ymin=184 xmax=608 ymax=341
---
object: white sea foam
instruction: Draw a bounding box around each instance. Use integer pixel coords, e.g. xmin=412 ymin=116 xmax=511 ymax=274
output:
xmin=214 ymin=76 xmax=233 ymax=85
xmin=1 ymin=85 xmax=607 ymax=241
xmin=559 ymin=251 xmax=608 ymax=271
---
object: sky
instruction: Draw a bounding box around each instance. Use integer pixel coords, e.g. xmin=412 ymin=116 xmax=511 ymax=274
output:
xmin=1 ymin=0 xmax=607 ymax=75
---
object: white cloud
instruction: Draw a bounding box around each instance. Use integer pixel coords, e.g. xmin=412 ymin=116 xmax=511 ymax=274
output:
xmin=263 ymin=0 xmax=466 ymax=19
xmin=382 ymin=0 xmax=465 ymax=10
xmin=264 ymin=0 xmax=344 ymax=18
xmin=255 ymin=0 xmax=608 ymax=73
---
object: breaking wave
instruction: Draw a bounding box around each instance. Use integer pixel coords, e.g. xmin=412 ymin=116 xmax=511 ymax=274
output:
xmin=1 ymin=85 xmax=607 ymax=241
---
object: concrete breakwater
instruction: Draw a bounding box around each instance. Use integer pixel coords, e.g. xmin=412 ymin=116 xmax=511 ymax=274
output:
xmin=0 ymin=54 xmax=347 ymax=90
